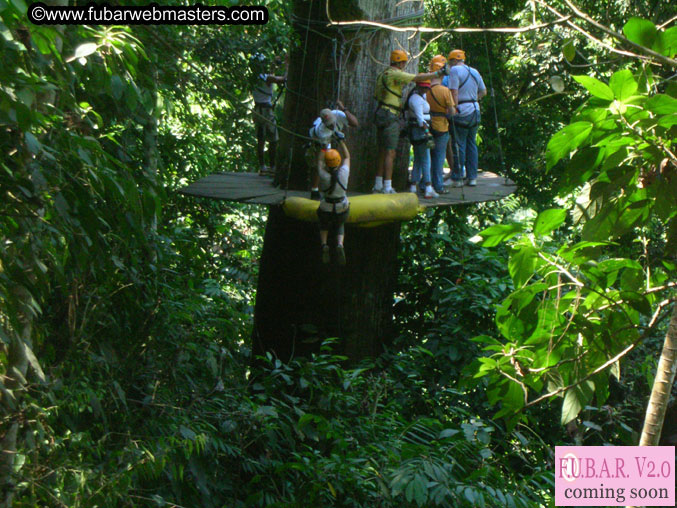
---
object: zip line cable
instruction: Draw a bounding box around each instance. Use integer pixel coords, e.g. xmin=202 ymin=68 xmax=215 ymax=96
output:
xmin=479 ymin=0 xmax=509 ymax=185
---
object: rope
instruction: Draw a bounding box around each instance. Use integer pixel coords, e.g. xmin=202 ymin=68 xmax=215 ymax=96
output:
xmin=479 ymin=0 xmax=508 ymax=185
xmin=283 ymin=0 xmax=315 ymax=197
xmin=140 ymin=26 xmax=317 ymax=145
xmin=448 ymin=116 xmax=466 ymax=200
xmin=334 ymin=29 xmax=345 ymax=106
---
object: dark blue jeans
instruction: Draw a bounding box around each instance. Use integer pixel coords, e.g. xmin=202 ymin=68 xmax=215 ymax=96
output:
xmin=430 ymin=131 xmax=449 ymax=192
xmin=451 ymin=111 xmax=480 ymax=181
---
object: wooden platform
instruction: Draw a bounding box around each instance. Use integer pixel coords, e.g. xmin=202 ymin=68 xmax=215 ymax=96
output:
xmin=178 ymin=171 xmax=516 ymax=207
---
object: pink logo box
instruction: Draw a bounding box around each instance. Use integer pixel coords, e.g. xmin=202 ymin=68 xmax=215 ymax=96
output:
xmin=555 ymin=446 xmax=675 ymax=506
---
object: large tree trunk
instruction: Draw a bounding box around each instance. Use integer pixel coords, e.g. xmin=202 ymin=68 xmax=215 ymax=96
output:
xmin=639 ymin=303 xmax=677 ymax=446
xmin=252 ymin=0 xmax=422 ymax=362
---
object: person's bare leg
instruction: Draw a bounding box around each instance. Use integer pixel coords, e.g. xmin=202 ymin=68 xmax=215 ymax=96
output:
xmin=377 ymin=147 xmax=385 ymax=177
xmin=312 ymin=150 xmax=322 ymax=189
xmin=384 ymin=149 xmax=395 ymax=180
xmin=320 ymin=229 xmax=330 ymax=263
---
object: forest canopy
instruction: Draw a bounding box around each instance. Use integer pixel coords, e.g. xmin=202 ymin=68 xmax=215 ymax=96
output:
xmin=1 ymin=0 xmax=675 ymax=506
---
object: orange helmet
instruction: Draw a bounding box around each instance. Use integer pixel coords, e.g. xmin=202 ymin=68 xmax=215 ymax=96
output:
xmin=429 ymin=55 xmax=446 ymax=71
xmin=390 ymin=49 xmax=408 ymax=64
xmin=324 ymin=149 xmax=341 ymax=168
xmin=448 ymin=49 xmax=466 ymax=61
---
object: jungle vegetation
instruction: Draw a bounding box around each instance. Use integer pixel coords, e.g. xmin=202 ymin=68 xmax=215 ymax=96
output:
xmin=1 ymin=0 xmax=675 ymax=506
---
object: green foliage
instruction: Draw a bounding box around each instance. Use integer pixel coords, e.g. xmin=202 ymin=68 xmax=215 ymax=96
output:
xmin=2 ymin=1 xmax=675 ymax=506
xmin=474 ymin=63 xmax=676 ymax=427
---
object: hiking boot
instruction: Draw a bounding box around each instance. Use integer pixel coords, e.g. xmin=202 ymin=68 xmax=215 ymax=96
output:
xmin=321 ymin=244 xmax=330 ymax=264
xmin=336 ymin=245 xmax=346 ymax=266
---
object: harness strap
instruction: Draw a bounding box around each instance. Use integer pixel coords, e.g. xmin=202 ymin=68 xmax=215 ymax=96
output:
xmin=324 ymin=196 xmax=345 ymax=204
xmin=456 ymin=67 xmax=480 ymax=104
xmin=255 ymin=87 xmax=273 ymax=97
xmin=377 ymin=101 xmax=401 ymax=113
xmin=378 ymin=69 xmax=402 ymax=99
xmin=428 ymin=84 xmax=447 ymax=110
xmin=322 ymin=168 xmax=347 ymax=197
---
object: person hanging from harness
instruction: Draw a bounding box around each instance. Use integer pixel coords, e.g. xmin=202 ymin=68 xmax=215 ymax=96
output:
xmin=404 ymin=80 xmax=437 ymax=199
xmin=372 ymin=49 xmax=448 ymax=194
xmin=307 ymin=101 xmax=358 ymax=200
xmin=427 ymin=55 xmax=456 ymax=196
xmin=445 ymin=49 xmax=486 ymax=187
xmin=317 ymin=140 xmax=350 ymax=266
xmin=250 ymin=52 xmax=287 ymax=177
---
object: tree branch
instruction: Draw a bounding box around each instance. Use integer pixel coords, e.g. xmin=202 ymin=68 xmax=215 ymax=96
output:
xmin=562 ymin=0 xmax=677 ymax=68
xmin=524 ymin=297 xmax=674 ymax=408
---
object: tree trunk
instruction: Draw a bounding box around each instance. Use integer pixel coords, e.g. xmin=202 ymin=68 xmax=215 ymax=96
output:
xmin=639 ymin=302 xmax=677 ymax=446
xmin=252 ymin=0 xmax=421 ymax=362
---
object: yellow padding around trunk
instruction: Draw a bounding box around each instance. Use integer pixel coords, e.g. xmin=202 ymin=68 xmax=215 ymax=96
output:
xmin=282 ymin=193 xmax=420 ymax=227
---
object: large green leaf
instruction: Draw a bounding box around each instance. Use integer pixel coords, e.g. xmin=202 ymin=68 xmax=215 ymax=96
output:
xmin=546 ymin=121 xmax=593 ymax=169
xmin=509 ymin=245 xmax=538 ymax=288
xmin=533 ymin=208 xmax=567 ymax=236
xmin=478 ymin=223 xmax=524 ymax=247
xmin=622 ymin=17 xmax=657 ymax=48
xmin=573 ymin=75 xmax=613 ymax=101
xmin=561 ymin=380 xmax=594 ymax=425
xmin=609 ymin=69 xmax=637 ymax=102
xmin=645 ymin=94 xmax=677 ymax=115
xmin=562 ymin=40 xmax=575 ymax=62
xmin=653 ymin=26 xmax=677 ymax=58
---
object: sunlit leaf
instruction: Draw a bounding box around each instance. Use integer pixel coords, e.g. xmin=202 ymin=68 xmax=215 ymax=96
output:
xmin=623 ymin=17 xmax=657 ymax=48
xmin=509 ymin=245 xmax=538 ymax=288
xmin=533 ymin=208 xmax=567 ymax=236
xmin=645 ymin=94 xmax=677 ymax=114
xmin=609 ymin=70 xmax=637 ymax=102
xmin=653 ymin=26 xmax=677 ymax=58
xmin=562 ymin=40 xmax=575 ymax=62
xmin=546 ymin=121 xmax=593 ymax=169
xmin=573 ymin=75 xmax=613 ymax=101
xmin=478 ymin=223 xmax=524 ymax=247
xmin=67 ymin=42 xmax=98 ymax=62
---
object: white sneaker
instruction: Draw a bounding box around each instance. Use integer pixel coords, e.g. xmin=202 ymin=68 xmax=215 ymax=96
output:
xmin=408 ymin=185 xmax=417 ymax=193
xmin=424 ymin=189 xmax=439 ymax=199
xmin=383 ymin=188 xmax=397 ymax=194
xmin=467 ymin=179 xmax=477 ymax=186
xmin=451 ymin=180 xmax=463 ymax=188
xmin=372 ymin=186 xmax=384 ymax=193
